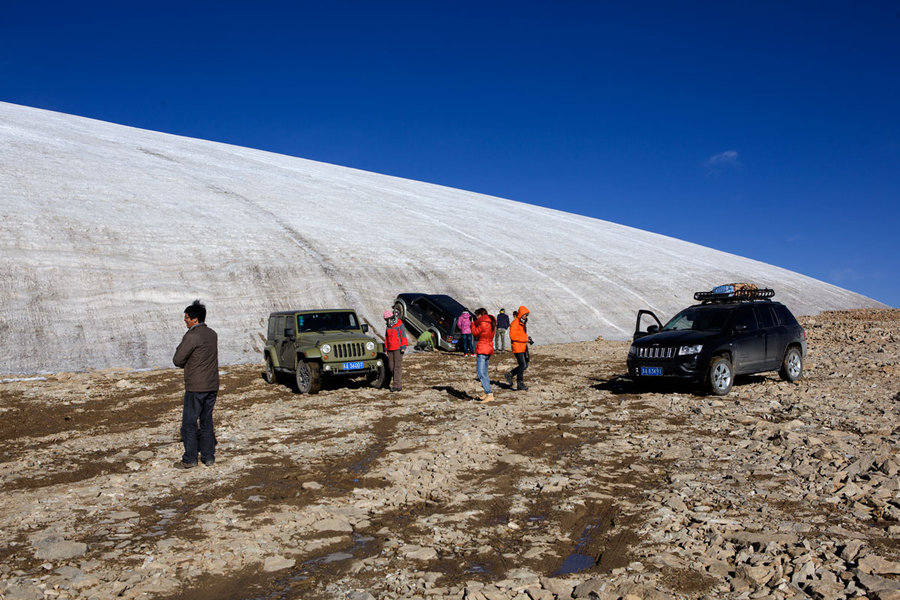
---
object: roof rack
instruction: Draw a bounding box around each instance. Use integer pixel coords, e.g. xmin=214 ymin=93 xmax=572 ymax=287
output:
xmin=694 ymin=288 xmax=775 ymax=303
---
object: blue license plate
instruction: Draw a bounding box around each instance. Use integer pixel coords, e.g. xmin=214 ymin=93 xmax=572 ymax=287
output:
xmin=641 ymin=366 xmax=664 ymax=376
xmin=342 ymin=361 xmax=364 ymax=370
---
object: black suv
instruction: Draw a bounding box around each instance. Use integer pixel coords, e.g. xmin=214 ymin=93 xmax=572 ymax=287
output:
xmin=392 ymin=293 xmax=471 ymax=351
xmin=626 ymin=287 xmax=807 ymax=395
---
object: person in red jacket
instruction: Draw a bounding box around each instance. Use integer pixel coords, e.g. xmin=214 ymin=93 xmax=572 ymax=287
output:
xmin=471 ymin=308 xmax=496 ymax=402
xmin=505 ymin=305 xmax=532 ymax=390
xmin=383 ymin=309 xmax=408 ymax=392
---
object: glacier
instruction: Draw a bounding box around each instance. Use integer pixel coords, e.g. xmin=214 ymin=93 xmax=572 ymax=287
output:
xmin=0 ymin=101 xmax=884 ymax=374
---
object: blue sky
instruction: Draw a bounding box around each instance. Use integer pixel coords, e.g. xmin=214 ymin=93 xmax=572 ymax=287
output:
xmin=2 ymin=1 xmax=898 ymax=306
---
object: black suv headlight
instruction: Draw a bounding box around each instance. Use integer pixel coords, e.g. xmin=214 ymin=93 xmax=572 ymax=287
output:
xmin=628 ymin=345 xmax=637 ymax=357
xmin=678 ymin=344 xmax=703 ymax=356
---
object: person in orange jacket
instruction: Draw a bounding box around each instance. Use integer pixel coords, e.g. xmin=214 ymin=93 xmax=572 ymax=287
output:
xmin=383 ymin=309 xmax=408 ymax=392
xmin=471 ymin=308 xmax=496 ymax=402
xmin=505 ymin=305 xmax=532 ymax=390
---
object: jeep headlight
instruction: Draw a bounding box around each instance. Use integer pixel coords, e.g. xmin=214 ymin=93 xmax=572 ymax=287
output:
xmin=321 ymin=344 xmax=332 ymax=354
xmin=366 ymin=341 xmax=375 ymax=351
xmin=679 ymin=344 xmax=703 ymax=356
xmin=627 ymin=345 xmax=637 ymax=357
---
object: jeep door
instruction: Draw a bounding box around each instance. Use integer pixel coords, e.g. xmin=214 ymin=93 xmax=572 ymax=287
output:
xmin=729 ymin=306 xmax=765 ymax=373
xmin=279 ymin=315 xmax=297 ymax=370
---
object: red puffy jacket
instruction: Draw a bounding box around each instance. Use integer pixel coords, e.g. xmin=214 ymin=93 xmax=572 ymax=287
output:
xmin=385 ymin=320 xmax=408 ymax=351
xmin=472 ymin=314 xmax=495 ymax=356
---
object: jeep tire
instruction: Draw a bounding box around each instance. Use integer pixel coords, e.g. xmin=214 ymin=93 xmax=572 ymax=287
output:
xmin=392 ymin=302 xmax=404 ymax=320
xmin=295 ymin=360 xmax=321 ymax=394
xmin=779 ymin=346 xmax=803 ymax=382
xmin=264 ymin=355 xmax=276 ymax=384
xmin=367 ymin=360 xmax=389 ymax=389
xmin=707 ymin=355 xmax=733 ymax=396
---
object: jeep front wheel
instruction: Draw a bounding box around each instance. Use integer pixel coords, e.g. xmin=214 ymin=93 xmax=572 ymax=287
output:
xmin=367 ymin=360 xmax=389 ymax=389
xmin=707 ymin=356 xmax=733 ymax=396
xmin=393 ymin=302 xmax=405 ymax=320
xmin=264 ymin=355 xmax=276 ymax=384
xmin=779 ymin=346 xmax=803 ymax=382
xmin=295 ymin=361 xmax=321 ymax=394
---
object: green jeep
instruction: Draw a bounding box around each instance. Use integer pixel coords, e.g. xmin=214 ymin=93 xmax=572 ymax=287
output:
xmin=263 ymin=309 xmax=388 ymax=393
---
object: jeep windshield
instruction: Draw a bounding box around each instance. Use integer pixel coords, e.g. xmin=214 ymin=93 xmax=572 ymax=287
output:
xmin=662 ymin=306 xmax=732 ymax=332
xmin=297 ymin=312 xmax=360 ymax=332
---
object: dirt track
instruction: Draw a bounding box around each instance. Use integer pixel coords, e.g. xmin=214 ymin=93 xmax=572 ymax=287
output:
xmin=1 ymin=309 xmax=898 ymax=600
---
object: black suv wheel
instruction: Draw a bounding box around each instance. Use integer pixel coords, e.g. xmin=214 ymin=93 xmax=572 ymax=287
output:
xmin=779 ymin=346 xmax=803 ymax=382
xmin=707 ymin=355 xmax=734 ymax=396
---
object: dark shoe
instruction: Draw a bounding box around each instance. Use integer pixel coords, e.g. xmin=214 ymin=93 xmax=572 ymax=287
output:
xmin=202 ymin=459 xmax=215 ymax=466
xmin=504 ymin=372 xmax=513 ymax=386
xmin=390 ymin=387 xmax=402 ymax=393
xmin=516 ymin=383 xmax=529 ymax=391
xmin=173 ymin=460 xmax=197 ymax=469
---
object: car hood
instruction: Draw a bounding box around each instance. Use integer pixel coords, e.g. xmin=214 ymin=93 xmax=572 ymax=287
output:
xmin=306 ymin=331 xmax=373 ymax=342
xmin=632 ymin=329 xmax=718 ymax=347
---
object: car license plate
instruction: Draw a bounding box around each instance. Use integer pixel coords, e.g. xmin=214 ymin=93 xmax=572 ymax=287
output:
xmin=342 ymin=361 xmax=364 ymax=370
xmin=641 ymin=366 xmax=664 ymax=376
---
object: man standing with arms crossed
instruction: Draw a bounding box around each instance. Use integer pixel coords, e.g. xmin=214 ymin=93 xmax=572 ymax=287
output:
xmin=173 ymin=300 xmax=219 ymax=469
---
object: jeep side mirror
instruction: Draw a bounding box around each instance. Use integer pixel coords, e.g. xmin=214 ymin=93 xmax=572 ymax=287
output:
xmin=647 ymin=325 xmax=659 ymax=334
xmin=284 ymin=327 xmax=295 ymax=339
xmin=361 ymin=324 xmax=369 ymax=333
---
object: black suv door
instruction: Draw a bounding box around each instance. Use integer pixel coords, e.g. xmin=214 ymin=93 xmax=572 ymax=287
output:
xmin=753 ymin=304 xmax=785 ymax=370
xmin=729 ymin=305 xmax=765 ymax=373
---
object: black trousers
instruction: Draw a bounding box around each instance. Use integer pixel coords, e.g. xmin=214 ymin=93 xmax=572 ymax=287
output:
xmin=181 ymin=390 xmax=217 ymax=464
xmin=510 ymin=351 xmax=529 ymax=384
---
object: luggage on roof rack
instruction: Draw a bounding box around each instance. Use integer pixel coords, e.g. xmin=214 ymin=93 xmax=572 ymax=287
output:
xmin=694 ymin=284 xmax=774 ymax=303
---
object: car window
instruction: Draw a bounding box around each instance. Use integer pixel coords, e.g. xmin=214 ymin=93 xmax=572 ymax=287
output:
xmin=268 ymin=317 xmax=277 ymax=340
xmin=730 ymin=306 xmax=759 ymax=331
xmin=297 ymin=312 xmax=358 ymax=332
xmin=773 ymin=304 xmax=798 ymax=326
xmin=754 ymin=305 xmax=777 ymax=328
xmin=662 ymin=306 xmax=732 ymax=332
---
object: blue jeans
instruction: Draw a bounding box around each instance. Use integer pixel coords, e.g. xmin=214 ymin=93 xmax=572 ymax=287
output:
xmin=476 ymin=354 xmax=491 ymax=393
xmin=461 ymin=333 xmax=474 ymax=354
xmin=181 ymin=391 xmax=217 ymax=464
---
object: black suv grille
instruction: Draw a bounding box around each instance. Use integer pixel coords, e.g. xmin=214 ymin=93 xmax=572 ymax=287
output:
xmin=637 ymin=346 xmax=675 ymax=359
xmin=332 ymin=342 xmax=365 ymax=359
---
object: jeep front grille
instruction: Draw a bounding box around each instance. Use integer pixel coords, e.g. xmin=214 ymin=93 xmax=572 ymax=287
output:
xmin=637 ymin=346 xmax=675 ymax=359
xmin=332 ymin=342 xmax=365 ymax=359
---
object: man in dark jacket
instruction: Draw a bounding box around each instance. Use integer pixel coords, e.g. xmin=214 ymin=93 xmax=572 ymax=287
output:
xmin=173 ymin=300 xmax=219 ymax=468
xmin=494 ymin=308 xmax=510 ymax=352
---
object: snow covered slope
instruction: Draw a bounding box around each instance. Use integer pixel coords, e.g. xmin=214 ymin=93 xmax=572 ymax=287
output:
xmin=0 ymin=102 xmax=885 ymax=373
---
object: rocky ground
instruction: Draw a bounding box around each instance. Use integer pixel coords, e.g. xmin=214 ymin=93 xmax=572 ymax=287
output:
xmin=0 ymin=309 xmax=897 ymax=600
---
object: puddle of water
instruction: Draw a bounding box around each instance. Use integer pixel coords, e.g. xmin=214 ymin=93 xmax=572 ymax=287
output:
xmin=553 ymin=522 xmax=599 ymax=576
xmin=348 ymin=443 xmax=386 ymax=475
xmin=554 ymin=552 xmax=594 ymax=575
xmin=466 ymin=563 xmax=490 ymax=574
xmin=243 ymin=534 xmax=377 ymax=600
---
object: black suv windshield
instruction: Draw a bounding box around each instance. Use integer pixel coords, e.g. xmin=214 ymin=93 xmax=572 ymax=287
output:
xmin=297 ymin=312 xmax=359 ymax=332
xmin=662 ymin=306 xmax=733 ymax=332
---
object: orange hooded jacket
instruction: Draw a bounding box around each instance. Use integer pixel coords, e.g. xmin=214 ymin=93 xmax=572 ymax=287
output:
xmin=509 ymin=305 xmax=530 ymax=353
